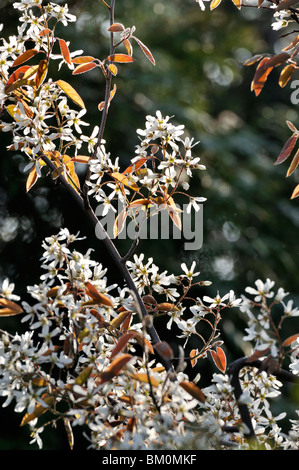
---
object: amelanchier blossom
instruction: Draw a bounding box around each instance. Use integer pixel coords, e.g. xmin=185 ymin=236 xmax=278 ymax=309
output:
xmin=0 ymin=0 xmax=298 ymax=452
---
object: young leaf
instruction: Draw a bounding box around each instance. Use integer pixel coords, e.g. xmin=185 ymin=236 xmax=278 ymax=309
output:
xmin=190 ymin=349 xmax=198 ymax=367
xmin=26 ymin=166 xmax=38 ymax=192
xmin=279 ymin=64 xmax=295 ymax=88
xmin=274 ymin=134 xmax=298 ymax=165
xmin=108 ymin=53 xmax=134 ymax=63
xmin=108 ymin=23 xmax=125 ymax=32
xmin=111 ymin=172 xmax=139 ymax=191
xmin=5 ymin=65 xmax=30 ymax=90
xmin=35 ymin=59 xmax=48 ymax=88
xmin=72 ymin=62 xmax=97 ymax=75
xmin=110 ymin=331 xmax=136 ymax=359
xmin=12 ymin=49 xmax=39 ymax=67
xmin=180 ymin=381 xmax=205 ymax=403
xmin=243 ymin=54 xmax=266 ymax=66
xmin=74 ymin=366 xmax=93 ymax=385
xmin=71 ymin=155 xmax=90 ymax=164
xmin=282 ymin=333 xmax=299 ymax=347
xmin=231 ymin=0 xmax=241 ymax=9
xmin=251 ymin=58 xmax=273 ymax=96
xmin=123 ymin=157 xmax=148 ymax=175
xmin=291 ymin=183 xmax=299 ymax=199
xmin=39 ymin=28 xmax=51 ymax=37
xmin=59 ymin=38 xmax=72 ymax=65
xmin=110 ymin=309 xmax=131 ymax=329
xmin=113 ymin=209 xmax=128 ymax=237
xmin=130 ymin=372 xmax=159 ymax=387
xmin=108 ymin=63 xmax=118 ymax=76
xmin=286 ymin=148 xmax=299 ymax=177
xmin=98 ymin=354 xmax=132 ymax=383
xmin=56 ymin=79 xmax=85 ymax=109
xmin=71 ymin=56 xmax=96 ymax=64
xmin=133 ymin=37 xmax=155 ymax=65
xmin=210 ymin=347 xmax=227 ymax=373
xmin=84 ymin=281 xmax=114 ymax=307
xmin=153 ymin=341 xmax=174 ymax=360
xmin=0 ymin=298 xmax=23 ymax=316
xmin=276 ymin=0 xmax=299 ymax=11
xmin=210 ymin=0 xmax=222 ymax=9
xmin=20 ymin=394 xmax=54 ymax=426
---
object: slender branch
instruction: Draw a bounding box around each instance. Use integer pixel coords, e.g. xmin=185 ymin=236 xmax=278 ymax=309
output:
xmin=227 ymin=356 xmax=299 ymax=441
xmin=40 ymin=153 xmax=174 ymax=374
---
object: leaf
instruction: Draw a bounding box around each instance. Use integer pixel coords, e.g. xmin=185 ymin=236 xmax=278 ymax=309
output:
xmin=251 ymin=53 xmax=290 ymax=96
xmin=153 ymin=341 xmax=174 ymax=360
xmin=5 ymin=65 xmax=30 ymax=91
xmin=5 ymin=65 xmax=39 ymax=93
xmin=210 ymin=0 xmax=222 ymax=9
xmin=286 ymin=148 xmax=299 ymax=176
xmin=123 ymin=157 xmax=148 ymax=174
xmin=98 ymin=84 xmax=117 ymax=111
xmin=274 ymin=134 xmax=298 ymax=165
xmin=133 ymin=37 xmax=155 ymax=65
xmin=110 ymin=331 xmax=136 ymax=359
xmin=39 ymin=28 xmax=51 ymax=37
xmin=291 ymin=183 xmax=299 ymax=199
xmin=246 ymin=348 xmax=270 ymax=362
xmin=279 ymin=64 xmax=295 ymax=88
xmin=74 ymin=366 xmax=93 ymax=385
xmin=156 ymin=302 xmax=179 ymax=312
xmin=108 ymin=23 xmax=125 ymax=32
xmin=113 ymin=209 xmax=128 ymax=237
xmin=71 ymin=155 xmax=90 ymax=164
xmin=20 ymin=393 xmax=54 ymax=426
xmin=190 ymin=349 xmax=198 ymax=367
xmin=84 ymin=281 xmax=114 ymax=307
xmin=26 ymin=166 xmax=38 ymax=192
xmin=107 ymin=53 xmax=134 ymax=63
xmin=108 ymin=63 xmax=118 ymax=76
xmin=283 ymin=34 xmax=299 ymax=51
xmin=56 ymin=79 xmax=85 ymax=109
xmin=71 ymin=56 xmax=95 ymax=64
xmin=180 ymin=381 xmax=205 ymax=403
xmin=12 ymin=49 xmax=39 ymax=67
xmin=0 ymin=298 xmax=23 ymax=316
xmin=62 ymin=154 xmax=81 ymax=190
xmin=35 ymin=59 xmax=48 ymax=88
xmin=286 ymin=120 xmax=298 ymax=132
xmin=210 ymin=347 xmax=227 ymax=373
xmin=59 ymin=38 xmax=72 ymax=65
xmin=244 ymin=54 xmax=267 ymax=66
xmin=110 ymin=309 xmax=131 ymax=329
xmin=98 ymin=354 xmax=132 ymax=384
xmin=130 ymin=372 xmax=159 ymax=387
xmin=231 ymin=0 xmax=241 ymax=9
xmin=72 ymin=62 xmax=97 ymax=75
xmin=111 ymin=172 xmax=139 ymax=191
xmin=282 ymin=333 xmax=299 ymax=347
xmin=123 ymin=38 xmax=133 ymax=56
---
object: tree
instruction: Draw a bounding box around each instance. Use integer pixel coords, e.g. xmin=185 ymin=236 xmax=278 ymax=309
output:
xmin=0 ymin=0 xmax=298 ymax=451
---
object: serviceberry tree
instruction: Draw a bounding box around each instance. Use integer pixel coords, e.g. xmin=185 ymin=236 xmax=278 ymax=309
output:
xmin=0 ymin=0 xmax=298 ymax=450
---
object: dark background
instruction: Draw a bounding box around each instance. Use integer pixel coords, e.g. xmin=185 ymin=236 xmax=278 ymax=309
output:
xmin=0 ymin=0 xmax=298 ymax=449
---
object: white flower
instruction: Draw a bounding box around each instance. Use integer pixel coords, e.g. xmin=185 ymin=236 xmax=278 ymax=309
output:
xmin=181 ymin=261 xmax=200 ymax=280
xmin=0 ymin=278 xmax=20 ymax=301
xmin=245 ymin=279 xmax=275 ymax=302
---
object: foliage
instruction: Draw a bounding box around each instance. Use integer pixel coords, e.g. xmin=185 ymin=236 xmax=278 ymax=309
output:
xmin=0 ymin=0 xmax=298 ymax=450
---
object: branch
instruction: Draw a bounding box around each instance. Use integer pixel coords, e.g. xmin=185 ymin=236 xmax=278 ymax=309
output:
xmin=227 ymin=356 xmax=299 ymax=441
xmin=40 ymin=153 xmax=175 ymax=375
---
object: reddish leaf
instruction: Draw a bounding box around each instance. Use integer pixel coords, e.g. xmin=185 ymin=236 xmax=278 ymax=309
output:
xmin=210 ymin=347 xmax=227 ymax=373
xmin=244 ymin=54 xmax=267 ymax=66
xmin=20 ymin=393 xmax=55 ymax=426
xmin=276 ymin=0 xmax=299 ymax=11
xmin=5 ymin=65 xmax=30 ymax=89
xmin=251 ymin=58 xmax=273 ymax=96
xmin=39 ymin=28 xmax=51 ymax=37
xmin=279 ymin=64 xmax=295 ymax=88
xmin=130 ymin=372 xmax=159 ymax=387
xmin=0 ymin=298 xmax=23 ymax=316
xmin=84 ymin=282 xmax=114 ymax=307
xmin=107 ymin=53 xmax=134 ymax=63
xmin=282 ymin=333 xmax=299 ymax=347
xmin=71 ymin=56 xmax=95 ymax=64
xmin=108 ymin=64 xmax=118 ymax=76
xmin=133 ymin=37 xmax=155 ymax=65
xmin=180 ymin=381 xmax=205 ymax=403
xmin=153 ymin=341 xmax=174 ymax=360
xmin=246 ymin=348 xmax=270 ymax=362
xmin=110 ymin=309 xmax=131 ymax=329
xmin=72 ymin=62 xmax=97 ymax=75
xmin=108 ymin=23 xmax=125 ymax=32
xmin=274 ymin=134 xmax=298 ymax=165
xmin=56 ymin=79 xmax=85 ymax=109
xmin=26 ymin=166 xmax=38 ymax=193
xmin=291 ymin=183 xmax=299 ymax=199
xmin=123 ymin=38 xmax=133 ymax=57
xmin=123 ymin=157 xmax=148 ymax=174
xmin=113 ymin=209 xmax=128 ymax=238
xmin=98 ymin=354 xmax=132 ymax=383
xmin=190 ymin=349 xmax=198 ymax=367
xmin=35 ymin=59 xmax=48 ymax=88
xmin=12 ymin=49 xmax=39 ymax=67
xmin=286 ymin=148 xmax=299 ymax=177
xmin=110 ymin=331 xmax=136 ymax=359
xmin=59 ymin=38 xmax=72 ymax=65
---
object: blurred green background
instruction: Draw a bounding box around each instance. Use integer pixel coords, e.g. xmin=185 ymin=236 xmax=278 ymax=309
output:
xmin=0 ymin=0 xmax=298 ymax=449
